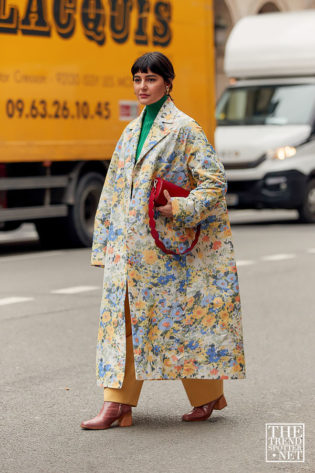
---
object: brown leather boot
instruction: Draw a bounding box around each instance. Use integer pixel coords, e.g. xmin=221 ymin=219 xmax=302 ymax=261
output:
xmin=182 ymin=394 xmax=227 ymax=422
xmin=80 ymin=402 xmax=132 ymax=430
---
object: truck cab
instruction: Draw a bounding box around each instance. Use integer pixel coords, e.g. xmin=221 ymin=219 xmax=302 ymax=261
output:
xmin=215 ymin=11 xmax=315 ymax=222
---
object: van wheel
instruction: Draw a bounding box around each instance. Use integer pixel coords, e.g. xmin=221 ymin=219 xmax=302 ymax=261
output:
xmin=298 ymin=179 xmax=315 ymax=223
xmin=36 ymin=172 xmax=104 ymax=248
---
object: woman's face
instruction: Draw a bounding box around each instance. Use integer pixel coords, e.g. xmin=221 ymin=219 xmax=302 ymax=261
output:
xmin=133 ymin=69 xmax=168 ymax=105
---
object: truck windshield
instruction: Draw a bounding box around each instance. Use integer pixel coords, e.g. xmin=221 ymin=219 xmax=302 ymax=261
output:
xmin=216 ymin=84 xmax=315 ymax=126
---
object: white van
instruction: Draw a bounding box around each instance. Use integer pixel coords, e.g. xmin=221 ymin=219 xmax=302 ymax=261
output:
xmin=215 ymin=11 xmax=315 ymax=222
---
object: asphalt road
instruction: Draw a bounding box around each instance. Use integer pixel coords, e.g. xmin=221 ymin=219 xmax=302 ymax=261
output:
xmin=1 ymin=211 xmax=314 ymax=473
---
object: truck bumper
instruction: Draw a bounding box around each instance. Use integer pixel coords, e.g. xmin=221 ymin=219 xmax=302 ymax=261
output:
xmin=226 ymin=170 xmax=307 ymax=209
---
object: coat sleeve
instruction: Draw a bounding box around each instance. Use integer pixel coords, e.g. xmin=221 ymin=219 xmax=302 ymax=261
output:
xmin=171 ymin=123 xmax=227 ymax=228
xmin=90 ymin=136 xmax=122 ymax=267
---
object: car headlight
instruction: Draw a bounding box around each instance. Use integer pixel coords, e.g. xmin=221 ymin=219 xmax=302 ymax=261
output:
xmin=267 ymin=146 xmax=297 ymax=160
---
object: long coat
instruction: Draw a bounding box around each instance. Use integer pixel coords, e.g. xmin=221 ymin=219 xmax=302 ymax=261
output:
xmin=91 ymin=97 xmax=246 ymax=388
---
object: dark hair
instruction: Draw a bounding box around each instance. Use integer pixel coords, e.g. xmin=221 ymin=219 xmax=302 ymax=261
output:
xmin=131 ymin=52 xmax=175 ymax=91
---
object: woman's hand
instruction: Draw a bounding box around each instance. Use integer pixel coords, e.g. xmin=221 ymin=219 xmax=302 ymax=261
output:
xmin=157 ymin=190 xmax=173 ymax=217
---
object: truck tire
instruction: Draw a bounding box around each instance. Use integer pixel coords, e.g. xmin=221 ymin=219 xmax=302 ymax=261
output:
xmin=36 ymin=172 xmax=104 ymax=248
xmin=66 ymin=172 xmax=104 ymax=247
xmin=298 ymin=179 xmax=315 ymax=223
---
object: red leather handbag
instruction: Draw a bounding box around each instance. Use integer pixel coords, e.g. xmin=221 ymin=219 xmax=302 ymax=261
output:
xmin=148 ymin=177 xmax=200 ymax=256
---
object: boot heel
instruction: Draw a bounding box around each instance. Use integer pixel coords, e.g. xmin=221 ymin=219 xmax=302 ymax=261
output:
xmin=119 ymin=411 xmax=132 ymax=427
xmin=214 ymin=395 xmax=227 ymax=410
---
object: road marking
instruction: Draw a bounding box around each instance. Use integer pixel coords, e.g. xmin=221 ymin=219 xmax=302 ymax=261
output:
xmin=0 ymin=251 xmax=64 ymax=263
xmin=236 ymin=260 xmax=255 ymax=266
xmin=307 ymin=248 xmax=315 ymax=254
xmin=51 ymin=286 xmax=100 ymax=295
xmin=0 ymin=296 xmax=34 ymax=306
xmin=261 ymin=253 xmax=296 ymax=262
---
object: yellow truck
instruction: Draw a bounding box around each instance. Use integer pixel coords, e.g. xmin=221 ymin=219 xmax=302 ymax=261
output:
xmin=0 ymin=0 xmax=216 ymax=247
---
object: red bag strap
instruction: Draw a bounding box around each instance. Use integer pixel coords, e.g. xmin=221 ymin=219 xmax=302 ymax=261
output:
xmin=148 ymin=183 xmax=200 ymax=256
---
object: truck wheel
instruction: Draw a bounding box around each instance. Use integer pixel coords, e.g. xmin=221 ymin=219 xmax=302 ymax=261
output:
xmin=67 ymin=172 xmax=104 ymax=246
xmin=298 ymin=179 xmax=315 ymax=223
xmin=66 ymin=172 xmax=104 ymax=247
xmin=36 ymin=172 xmax=104 ymax=248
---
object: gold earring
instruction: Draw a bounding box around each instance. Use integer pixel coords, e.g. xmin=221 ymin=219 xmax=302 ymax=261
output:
xmin=166 ymin=86 xmax=170 ymax=95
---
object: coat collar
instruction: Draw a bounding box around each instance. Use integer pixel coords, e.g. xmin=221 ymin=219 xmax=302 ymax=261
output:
xmin=126 ymin=97 xmax=179 ymax=167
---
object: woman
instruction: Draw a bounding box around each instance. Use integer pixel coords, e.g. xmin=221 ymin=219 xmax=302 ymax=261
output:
xmin=81 ymin=52 xmax=245 ymax=430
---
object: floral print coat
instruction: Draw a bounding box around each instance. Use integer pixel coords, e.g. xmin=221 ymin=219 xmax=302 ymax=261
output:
xmin=92 ymin=97 xmax=246 ymax=388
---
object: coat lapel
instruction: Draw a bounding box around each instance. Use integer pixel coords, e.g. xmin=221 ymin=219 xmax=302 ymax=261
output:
xmin=125 ymin=108 xmax=144 ymax=164
xmin=133 ymin=98 xmax=179 ymax=167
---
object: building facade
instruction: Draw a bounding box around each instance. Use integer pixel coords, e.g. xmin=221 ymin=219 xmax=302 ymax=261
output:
xmin=214 ymin=0 xmax=315 ymax=98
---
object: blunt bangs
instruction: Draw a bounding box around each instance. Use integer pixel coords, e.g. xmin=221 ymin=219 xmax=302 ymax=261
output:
xmin=131 ymin=52 xmax=175 ymax=88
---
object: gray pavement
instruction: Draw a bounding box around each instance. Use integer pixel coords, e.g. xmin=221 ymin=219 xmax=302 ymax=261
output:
xmin=0 ymin=211 xmax=314 ymax=473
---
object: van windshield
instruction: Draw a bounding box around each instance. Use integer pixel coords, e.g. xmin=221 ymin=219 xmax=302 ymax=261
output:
xmin=216 ymin=84 xmax=315 ymax=126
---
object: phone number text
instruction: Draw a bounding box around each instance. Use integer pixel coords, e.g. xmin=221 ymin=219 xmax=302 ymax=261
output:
xmin=5 ymin=99 xmax=111 ymax=120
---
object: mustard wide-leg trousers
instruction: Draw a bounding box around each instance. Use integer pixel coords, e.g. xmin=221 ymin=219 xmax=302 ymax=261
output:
xmin=104 ymin=289 xmax=227 ymax=408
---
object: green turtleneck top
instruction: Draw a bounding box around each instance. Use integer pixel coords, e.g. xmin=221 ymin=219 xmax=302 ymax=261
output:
xmin=135 ymin=95 xmax=168 ymax=162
